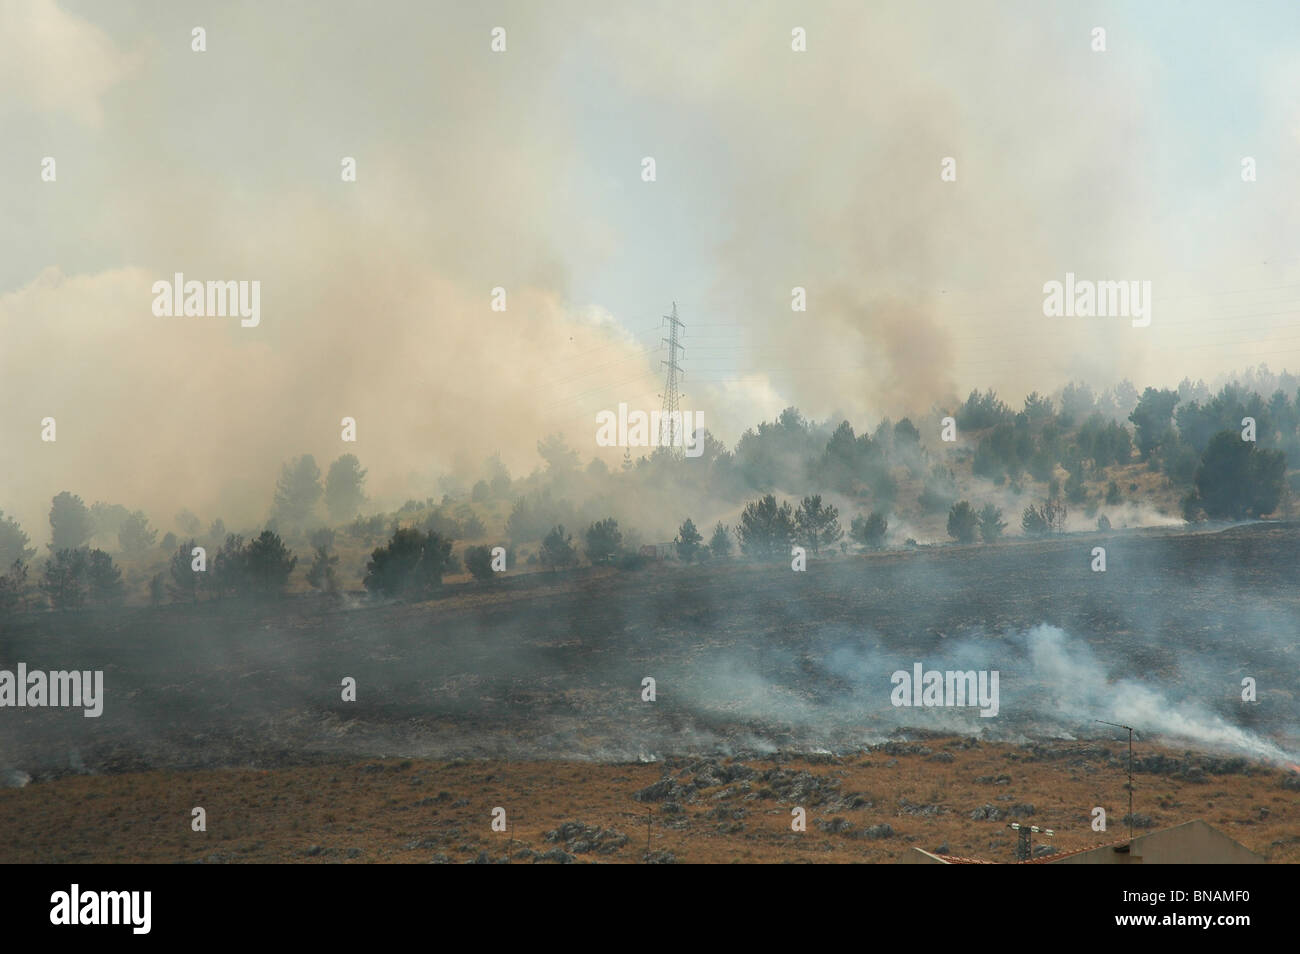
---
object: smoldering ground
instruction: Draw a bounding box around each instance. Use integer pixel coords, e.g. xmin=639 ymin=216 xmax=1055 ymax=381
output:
xmin=1 ymin=522 xmax=1296 ymax=782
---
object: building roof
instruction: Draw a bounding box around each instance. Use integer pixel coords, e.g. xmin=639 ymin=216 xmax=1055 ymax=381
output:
xmin=906 ymin=820 xmax=1263 ymax=864
xmin=1018 ymin=838 xmax=1130 ymax=864
xmin=933 ymin=854 xmax=998 ymax=864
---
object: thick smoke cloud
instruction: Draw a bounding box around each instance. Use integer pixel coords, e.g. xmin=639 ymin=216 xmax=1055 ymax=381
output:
xmin=5 ymin=0 xmax=1300 ymax=542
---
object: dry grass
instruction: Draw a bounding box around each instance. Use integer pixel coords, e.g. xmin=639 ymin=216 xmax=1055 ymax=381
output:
xmin=4 ymin=738 xmax=1296 ymax=864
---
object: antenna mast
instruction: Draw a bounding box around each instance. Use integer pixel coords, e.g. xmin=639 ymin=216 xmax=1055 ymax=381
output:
xmin=1097 ymin=720 xmax=1136 ymax=846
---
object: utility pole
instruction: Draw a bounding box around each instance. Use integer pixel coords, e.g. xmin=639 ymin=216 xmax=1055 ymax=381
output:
xmin=1097 ymin=720 xmax=1136 ymax=846
xmin=659 ymin=302 xmax=685 ymax=458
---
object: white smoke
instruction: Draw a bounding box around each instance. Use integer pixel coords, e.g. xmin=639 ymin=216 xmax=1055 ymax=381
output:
xmin=1021 ymin=624 xmax=1296 ymax=764
xmin=671 ymin=622 xmax=1299 ymax=764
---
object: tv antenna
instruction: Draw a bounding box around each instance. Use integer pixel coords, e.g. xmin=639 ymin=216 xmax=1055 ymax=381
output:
xmin=1096 ymin=720 xmax=1137 ymax=846
xmin=1008 ymin=822 xmax=1054 ymax=861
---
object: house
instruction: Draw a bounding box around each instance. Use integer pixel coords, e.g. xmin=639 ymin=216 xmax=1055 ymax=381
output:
xmin=638 ymin=542 xmax=678 ymax=561
xmin=901 ymin=820 xmax=1265 ymax=864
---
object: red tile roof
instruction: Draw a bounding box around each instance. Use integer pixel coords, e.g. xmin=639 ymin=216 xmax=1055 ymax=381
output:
xmin=920 ymin=838 xmax=1131 ymax=864
xmin=1018 ymin=838 xmax=1130 ymax=864
xmin=934 ymin=854 xmax=998 ymax=864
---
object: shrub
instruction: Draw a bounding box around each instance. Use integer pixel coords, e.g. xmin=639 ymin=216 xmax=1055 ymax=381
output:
xmin=464 ymin=544 xmax=496 ymax=581
xmin=1022 ymin=505 xmax=1048 ymax=537
xmin=977 ymin=504 xmax=1006 ymax=543
xmin=794 ymin=495 xmax=843 ymax=555
xmin=167 ymin=539 xmax=201 ymax=602
xmin=737 ymin=495 xmax=795 ymax=559
xmin=306 ymin=545 xmax=341 ymax=596
xmin=539 ymin=525 xmax=577 ymax=571
xmin=850 ymin=511 xmax=888 ymax=549
xmin=149 ymin=572 xmax=165 ymax=606
xmin=86 ymin=549 xmax=125 ymax=604
xmin=946 ymin=501 xmax=979 ymax=543
xmin=709 ymin=522 xmax=732 ymax=559
xmin=584 ymin=518 xmax=622 ymax=565
xmin=616 ymin=551 xmax=650 ymax=571
xmin=41 ymin=548 xmax=90 ymax=610
xmin=244 ymin=530 xmax=299 ymax=595
xmin=118 ymin=511 xmax=158 ymax=556
xmin=675 ymin=518 xmax=703 ymax=563
xmin=1192 ymin=431 xmax=1286 ymax=518
xmin=364 ymin=527 xmax=451 ymax=598
xmin=0 ymin=559 xmax=30 ymax=612
xmin=0 ymin=511 xmax=34 ymax=568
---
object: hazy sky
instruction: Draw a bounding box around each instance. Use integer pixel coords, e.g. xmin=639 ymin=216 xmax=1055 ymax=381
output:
xmin=4 ymin=0 xmax=1300 ymax=533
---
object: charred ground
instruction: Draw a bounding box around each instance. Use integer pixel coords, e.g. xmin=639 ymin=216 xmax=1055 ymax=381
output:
xmin=1 ymin=521 xmax=1296 ymax=776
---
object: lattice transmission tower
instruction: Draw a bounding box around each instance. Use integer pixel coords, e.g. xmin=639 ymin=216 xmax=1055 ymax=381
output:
xmin=659 ymin=302 xmax=685 ymax=458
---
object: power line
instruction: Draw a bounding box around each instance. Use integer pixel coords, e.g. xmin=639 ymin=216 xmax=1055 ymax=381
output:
xmin=540 ymin=369 xmax=660 ymax=413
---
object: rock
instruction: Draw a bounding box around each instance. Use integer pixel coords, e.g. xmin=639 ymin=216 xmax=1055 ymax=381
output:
xmin=713 ymin=782 xmax=752 ymax=800
xmin=816 ymin=817 xmax=853 ymax=834
xmin=544 ymin=821 xmax=629 ymax=855
xmin=756 ymin=768 xmax=843 ymax=806
xmin=881 ymin=741 xmax=931 ymax=756
xmin=536 ymin=848 xmax=574 ymax=864
xmin=634 ymin=777 xmax=689 ymax=803
xmin=863 ymin=824 xmax=894 ymax=840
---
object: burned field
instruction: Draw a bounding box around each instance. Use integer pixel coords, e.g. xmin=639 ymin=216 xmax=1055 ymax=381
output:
xmin=2 ymin=521 xmax=1298 ymax=862
xmin=1 ymin=521 xmax=1297 ymax=780
xmin=0 ymin=522 xmax=1294 ymax=785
